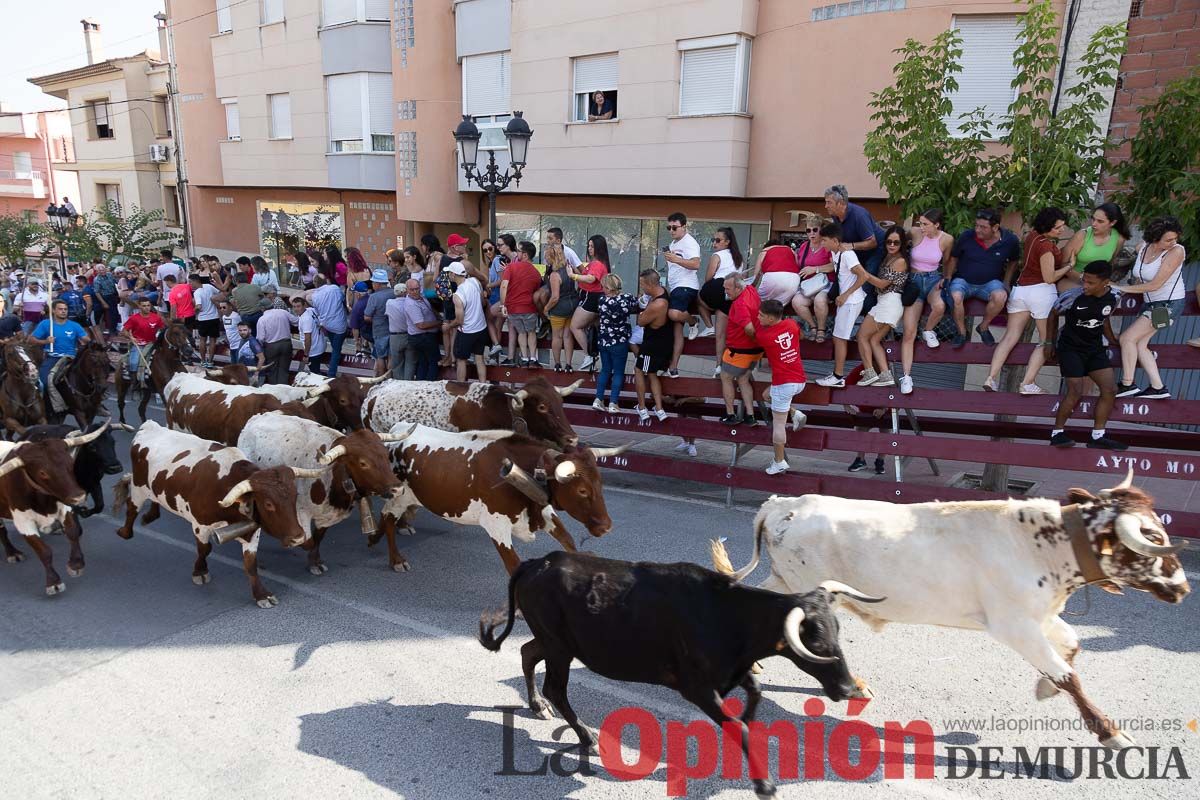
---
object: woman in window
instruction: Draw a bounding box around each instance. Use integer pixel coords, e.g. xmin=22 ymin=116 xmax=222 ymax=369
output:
xmin=897 ymin=208 xmax=953 ymax=395
xmin=1116 ymin=216 xmax=1187 ymax=400
xmin=1060 ymin=202 xmax=1130 ymax=291
xmin=344 ymin=246 xmax=371 ymax=306
xmin=567 ymin=235 xmax=610 ymax=371
xmin=697 ymin=227 xmax=744 ymax=378
xmin=588 ymin=90 xmax=615 ymax=121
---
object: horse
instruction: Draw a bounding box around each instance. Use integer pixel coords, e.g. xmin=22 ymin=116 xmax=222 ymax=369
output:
xmin=45 ymin=340 xmax=113 ymax=428
xmin=0 ymin=338 xmax=47 ymax=439
xmin=114 ymin=321 xmax=196 ymax=424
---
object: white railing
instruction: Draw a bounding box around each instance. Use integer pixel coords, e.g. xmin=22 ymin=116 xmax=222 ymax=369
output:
xmin=0 ymin=169 xmax=44 ymax=180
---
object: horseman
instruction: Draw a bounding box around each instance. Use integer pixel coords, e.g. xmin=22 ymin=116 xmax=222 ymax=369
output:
xmin=120 ymin=296 xmax=166 ymax=385
xmin=28 ymin=300 xmax=90 ymax=417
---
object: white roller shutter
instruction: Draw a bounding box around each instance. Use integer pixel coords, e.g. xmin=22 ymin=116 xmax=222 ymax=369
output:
xmin=365 ymin=0 xmax=391 ymax=21
xmin=93 ymin=101 xmax=110 ymax=126
xmin=323 ymin=0 xmax=357 ymax=26
xmin=573 ymin=53 xmax=618 ymax=93
xmin=947 ymin=15 xmax=1021 ymax=130
xmin=222 ymin=99 xmax=240 ymax=140
xmin=327 ymin=74 xmax=363 ymax=142
xmin=368 ymin=73 xmax=393 ymax=135
xmin=679 ymin=46 xmax=737 ymax=116
xmin=262 ymin=0 xmax=284 ymax=24
xmin=463 ymin=52 xmax=510 ymax=117
xmin=216 ymin=0 xmax=232 ymax=33
xmin=269 ymin=93 xmax=292 ymax=139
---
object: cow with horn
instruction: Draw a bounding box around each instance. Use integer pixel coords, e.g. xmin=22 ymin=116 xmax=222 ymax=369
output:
xmin=13 ymin=419 xmax=123 ymax=518
xmin=114 ymin=420 xmax=318 ymax=608
xmin=377 ymin=422 xmax=624 ymax=574
xmin=200 ymin=362 xmax=265 ymax=385
xmin=256 ymin=371 xmax=384 ymax=431
xmin=710 ymin=467 xmax=1190 ymax=749
xmin=163 ymin=372 xmax=330 ymax=445
xmin=0 ymin=424 xmax=107 ymax=595
xmin=362 ymin=377 xmax=582 ymax=449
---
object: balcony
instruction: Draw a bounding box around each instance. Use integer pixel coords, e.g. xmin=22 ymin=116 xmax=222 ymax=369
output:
xmin=0 ymin=114 xmax=34 ymax=138
xmin=0 ymin=170 xmax=47 ymax=199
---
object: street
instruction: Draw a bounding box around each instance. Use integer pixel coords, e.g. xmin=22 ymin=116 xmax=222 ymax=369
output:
xmin=1 ymin=406 xmax=1197 ymax=800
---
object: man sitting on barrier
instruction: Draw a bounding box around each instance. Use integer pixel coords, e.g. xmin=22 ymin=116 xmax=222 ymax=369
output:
xmin=718 ymin=273 xmax=762 ymax=427
xmin=754 ymin=299 xmax=808 ymax=475
xmin=1044 ymin=260 xmax=1126 ymax=451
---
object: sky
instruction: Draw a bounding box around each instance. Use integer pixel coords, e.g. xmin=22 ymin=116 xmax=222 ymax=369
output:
xmin=1 ymin=0 xmax=165 ymax=112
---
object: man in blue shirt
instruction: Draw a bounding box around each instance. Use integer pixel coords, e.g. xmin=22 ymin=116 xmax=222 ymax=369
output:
xmin=945 ymin=208 xmax=1021 ymax=347
xmin=824 ymin=184 xmax=886 ymax=310
xmin=310 ymin=273 xmax=349 ymax=377
xmin=30 ymin=299 xmax=90 ymax=390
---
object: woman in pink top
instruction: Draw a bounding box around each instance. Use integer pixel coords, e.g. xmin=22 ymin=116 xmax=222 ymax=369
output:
xmin=565 ymin=235 xmax=610 ymax=371
xmin=786 ymin=224 xmax=834 ymax=343
xmin=897 ymin=208 xmax=953 ymax=395
xmin=325 ymin=244 xmax=349 ymax=288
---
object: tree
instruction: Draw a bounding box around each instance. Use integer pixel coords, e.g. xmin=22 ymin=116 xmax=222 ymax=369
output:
xmin=0 ymin=214 xmax=49 ymax=267
xmin=64 ymin=200 xmax=178 ymax=264
xmin=1113 ymin=69 xmax=1200 ymax=245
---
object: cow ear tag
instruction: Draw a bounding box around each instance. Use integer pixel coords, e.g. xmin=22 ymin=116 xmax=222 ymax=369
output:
xmin=343 ymin=478 xmax=357 ymax=495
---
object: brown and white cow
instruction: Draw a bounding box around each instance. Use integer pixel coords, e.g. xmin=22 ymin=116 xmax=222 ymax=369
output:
xmin=199 ymin=363 xmax=263 ymax=385
xmin=163 ymin=372 xmax=326 ymax=445
xmin=377 ymin=422 xmax=623 ymax=574
xmin=362 ymin=377 xmax=582 ymax=448
xmin=236 ymin=411 xmax=412 ymax=574
xmin=114 ymin=420 xmax=318 ymax=608
xmin=277 ymin=371 xmax=385 ymax=431
xmin=0 ymin=428 xmax=104 ymax=595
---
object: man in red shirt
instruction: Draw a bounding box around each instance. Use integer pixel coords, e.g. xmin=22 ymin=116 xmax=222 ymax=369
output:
xmin=754 ymin=299 xmax=809 ymax=475
xmin=165 ymin=274 xmax=197 ymax=337
xmin=121 ymin=296 xmax=167 ymax=382
xmin=718 ymin=272 xmax=762 ymax=427
xmin=500 ymin=241 xmax=545 ymax=368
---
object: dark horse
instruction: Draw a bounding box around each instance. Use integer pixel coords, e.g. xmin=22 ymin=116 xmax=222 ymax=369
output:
xmin=114 ymin=321 xmax=196 ymax=424
xmin=0 ymin=337 xmax=47 ymax=439
xmin=45 ymin=340 xmax=114 ymax=429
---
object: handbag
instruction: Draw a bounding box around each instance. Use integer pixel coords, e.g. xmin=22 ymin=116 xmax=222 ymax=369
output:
xmin=1133 ymin=245 xmax=1183 ymax=330
xmin=799 ymin=273 xmax=830 ymax=298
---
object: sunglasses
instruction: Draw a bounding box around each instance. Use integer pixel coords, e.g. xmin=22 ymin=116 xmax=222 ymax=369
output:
xmin=711 ymin=237 xmax=724 ymax=243
xmin=806 ymin=228 xmax=820 ymax=233
xmin=886 ymin=239 xmax=902 ymax=246
xmin=666 ymin=225 xmax=681 ymax=231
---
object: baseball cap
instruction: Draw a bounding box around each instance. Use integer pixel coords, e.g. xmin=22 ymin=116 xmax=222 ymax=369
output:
xmin=370 ymin=268 xmax=389 ymax=283
xmin=446 ymin=233 xmax=469 ymax=248
xmin=445 ymin=262 xmax=467 ymax=276
xmin=353 ymin=280 xmax=369 ymax=292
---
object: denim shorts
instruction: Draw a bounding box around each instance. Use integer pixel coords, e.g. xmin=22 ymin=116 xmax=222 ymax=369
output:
xmin=1142 ymin=298 xmax=1185 ymax=326
xmin=948 ymin=277 xmax=1006 ymax=301
xmin=908 ymin=270 xmax=942 ymax=300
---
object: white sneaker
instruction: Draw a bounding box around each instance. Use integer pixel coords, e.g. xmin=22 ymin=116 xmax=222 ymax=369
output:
xmin=712 ymin=365 xmax=722 ymax=378
xmin=686 ymin=325 xmax=700 ymax=341
xmin=899 ymin=375 xmax=914 ymax=395
xmin=873 ymin=370 xmax=895 ymax=387
xmin=591 ymin=398 xmax=605 ymax=411
xmin=674 ymin=440 xmax=691 ymax=452
xmin=982 ymin=377 xmax=998 ymax=392
xmin=791 ymin=409 xmax=807 ymax=432
xmin=654 ymin=407 xmax=669 ymax=422
xmin=636 ymin=406 xmax=650 ymax=422
xmin=922 ymin=330 xmax=940 ymax=348
xmin=816 ymin=374 xmax=845 ymax=388
xmin=685 ymin=443 xmax=697 ymax=457
xmin=858 ymin=368 xmax=880 ymax=387
xmin=697 ymin=324 xmax=716 ymax=338
xmin=579 ymin=355 xmax=596 ymax=371
xmin=766 ymin=460 xmax=789 ymax=475
xmin=607 ymin=402 xmax=620 ymax=413
xmin=1019 ymin=383 xmax=1045 ymax=396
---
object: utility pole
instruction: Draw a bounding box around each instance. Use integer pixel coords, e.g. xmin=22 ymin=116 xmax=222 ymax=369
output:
xmin=155 ymin=12 xmax=193 ymax=257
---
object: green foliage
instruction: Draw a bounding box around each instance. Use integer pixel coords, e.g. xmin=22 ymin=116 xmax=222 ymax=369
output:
xmin=64 ymin=200 xmax=178 ymax=264
xmin=0 ymin=214 xmax=50 ymax=267
xmin=1114 ymin=69 xmax=1200 ymax=246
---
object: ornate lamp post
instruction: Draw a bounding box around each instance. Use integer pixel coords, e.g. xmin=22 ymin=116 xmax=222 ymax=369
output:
xmin=452 ymin=111 xmax=533 ymax=242
xmin=45 ymin=202 xmax=76 ymax=280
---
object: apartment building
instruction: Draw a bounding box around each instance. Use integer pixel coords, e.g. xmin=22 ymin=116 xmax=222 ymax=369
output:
xmin=29 ymin=20 xmax=182 ymax=230
xmin=0 ymin=106 xmax=79 ymax=222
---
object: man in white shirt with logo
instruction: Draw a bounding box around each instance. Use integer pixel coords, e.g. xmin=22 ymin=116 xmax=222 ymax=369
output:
xmin=443 ymin=261 xmax=488 ymax=382
xmin=663 ymin=211 xmax=702 ymax=377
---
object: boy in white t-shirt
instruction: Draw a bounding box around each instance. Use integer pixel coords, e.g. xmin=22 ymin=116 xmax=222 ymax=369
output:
xmin=815 ymin=221 xmax=869 ymax=388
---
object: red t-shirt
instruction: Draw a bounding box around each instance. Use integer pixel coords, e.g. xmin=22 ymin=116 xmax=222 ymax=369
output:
xmin=754 ymin=318 xmax=807 ymax=385
xmin=501 ymin=261 xmax=543 ymax=314
xmin=726 ymin=288 xmax=762 ymax=350
xmin=124 ymin=312 xmax=166 ymax=345
xmin=761 ymin=246 xmax=800 ymax=274
xmin=580 ymin=260 xmax=608 ymax=293
xmin=1017 ymin=232 xmax=1063 ymax=286
xmin=168 ymin=283 xmax=196 ymax=318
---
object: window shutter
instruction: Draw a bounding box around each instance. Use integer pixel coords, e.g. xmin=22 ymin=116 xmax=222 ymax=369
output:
xmin=13 ymin=152 xmax=32 ymax=177
xmin=463 ymin=51 xmax=510 ymax=117
xmin=365 ymin=0 xmax=391 ymax=20
xmin=947 ymin=15 xmax=1021 ymax=128
xmin=679 ymin=46 xmax=737 ymax=115
xmin=368 ymin=73 xmax=393 ymax=134
xmin=217 ymin=0 xmax=233 ymax=32
xmin=323 ymin=0 xmax=357 ymax=26
xmin=327 ymin=74 xmax=363 ymax=141
xmin=93 ymin=101 xmax=110 ymax=126
xmin=224 ymin=101 xmax=240 ymax=139
xmin=573 ymin=53 xmax=618 ymax=93
xmin=269 ymin=94 xmax=292 ymax=138
xmin=262 ymin=0 xmax=284 ymax=24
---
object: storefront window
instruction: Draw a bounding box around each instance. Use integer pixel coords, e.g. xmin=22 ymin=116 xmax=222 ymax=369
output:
xmin=258 ymin=202 xmax=345 ymax=281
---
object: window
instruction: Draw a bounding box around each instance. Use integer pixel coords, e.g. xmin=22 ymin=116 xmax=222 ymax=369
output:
xmin=153 ymin=94 xmax=171 ymax=137
xmin=98 ymin=182 xmax=121 ymax=210
xmin=22 ymin=210 xmax=37 ymax=224
xmin=327 ymin=72 xmax=395 ymax=153
xmin=217 ymin=0 xmax=233 ymax=33
xmin=573 ymin=53 xmax=618 ymax=122
xmin=269 ymin=93 xmax=292 ymax=139
xmin=262 ymin=0 xmax=284 ymax=24
xmin=947 ymin=15 xmax=1021 ymax=132
xmin=323 ymin=0 xmax=389 ymax=26
xmin=222 ymin=98 xmax=241 ymax=141
xmin=89 ymin=100 xmax=113 ymax=139
xmin=462 ymin=51 xmax=511 ymax=149
xmin=164 ymin=186 xmax=181 ymax=224
xmin=678 ymin=35 xmax=752 ymax=116
xmin=12 ymin=152 xmax=32 ymax=178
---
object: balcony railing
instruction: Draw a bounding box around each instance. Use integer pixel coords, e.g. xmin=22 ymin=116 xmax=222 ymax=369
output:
xmin=0 ymin=169 xmax=44 ymax=180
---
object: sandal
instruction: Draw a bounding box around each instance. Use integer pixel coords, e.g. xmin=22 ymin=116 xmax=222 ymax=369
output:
xmin=815 ymin=331 xmax=826 ymax=344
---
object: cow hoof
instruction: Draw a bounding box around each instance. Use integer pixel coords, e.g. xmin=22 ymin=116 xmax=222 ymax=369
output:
xmin=750 ymin=661 xmax=764 ymax=675
xmin=391 ymin=561 xmax=411 ymax=573
xmin=401 ymin=526 xmax=416 ymax=537
xmin=849 ymin=677 xmax=874 ymax=700
xmin=45 ymin=582 xmax=66 ymax=596
xmin=256 ymin=595 xmax=279 ymax=609
xmin=531 ymin=703 xmax=554 ymax=720
xmin=1035 ymin=677 xmax=1060 ymax=701
xmin=67 ymin=566 xmax=84 ymax=578
xmin=366 ymin=532 xmax=383 ymax=548
xmin=1101 ymin=731 xmax=1135 ymax=750
xmin=308 ymin=563 xmax=329 ymax=576
xmin=192 ymin=573 xmax=211 ymax=585
xmin=116 ymin=528 xmax=134 ymax=540
xmin=754 ymin=780 xmax=777 ymax=799
xmin=5 ymin=553 xmax=23 ymax=563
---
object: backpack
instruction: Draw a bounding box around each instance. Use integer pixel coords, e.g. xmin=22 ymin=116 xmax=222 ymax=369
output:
xmin=63 ymin=290 xmax=87 ymax=320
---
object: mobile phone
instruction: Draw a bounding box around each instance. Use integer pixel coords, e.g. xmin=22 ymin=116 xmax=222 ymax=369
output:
xmin=661 ymin=245 xmax=671 ymax=253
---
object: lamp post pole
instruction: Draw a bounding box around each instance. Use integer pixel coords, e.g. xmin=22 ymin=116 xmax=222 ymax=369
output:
xmin=452 ymin=112 xmax=533 ymax=243
xmin=45 ymin=203 xmax=72 ymax=281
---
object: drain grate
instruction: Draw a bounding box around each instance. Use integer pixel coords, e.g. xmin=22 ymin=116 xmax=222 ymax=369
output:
xmin=951 ymin=472 xmax=1037 ymax=495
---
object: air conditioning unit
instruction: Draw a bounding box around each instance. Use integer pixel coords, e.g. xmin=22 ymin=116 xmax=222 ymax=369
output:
xmin=149 ymin=144 xmax=170 ymax=163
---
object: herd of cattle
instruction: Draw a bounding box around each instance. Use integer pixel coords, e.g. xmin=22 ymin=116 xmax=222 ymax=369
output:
xmin=0 ymin=319 xmax=1192 ymax=798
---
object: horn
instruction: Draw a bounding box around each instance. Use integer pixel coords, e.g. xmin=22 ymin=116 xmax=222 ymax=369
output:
xmin=783 ymin=607 xmax=839 ymax=664
xmin=554 ymin=460 xmax=577 ymax=482
xmin=500 ymin=459 xmax=549 ymax=505
xmin=302 ymin=396 xmax=323 ymax=408
xmin=218 ymin=479 xmax=255 ymax=507
xmin=358 ymin=374 xmax=389 ymax=385
xmin=0 ymin=456 xmax=25 ymax=479
xmin=1114 ymin=514 xmax=1182 ymax=557
xmin=210 ymin=521 xmax=258 ymax=545
xmin=509 ymin=389 xmax=529 ymax=408
xmin=819 ymin=580 xmax=887 ymax=604
xmin=116 ymin=423 xmax=138 ymax=433
xmin=557 ymin=379 xmax=584 ymax=397
xmin=378 ymin=423 xmax=418 ymax=443
xmin=589 ymin=444 xmax=631 ymax=459
xmin=206 ymin=368 xmax=224 ymax=377
xmin=317 ymin=445 xmax=347 ymax=465
xmin=291 ymin=466 xmax=328 ymax=479
xmin=306 ymin=383 xmax=333 ymax=399
xmin=63 ymin=420 xmax=110 ymax=448
xmin=1112 ymin=464 xmax=1134 ymax=491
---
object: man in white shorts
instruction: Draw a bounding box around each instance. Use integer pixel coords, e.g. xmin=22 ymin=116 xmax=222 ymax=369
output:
xmin=753 ymin=299 xmax=808 ymax=474
xmin=815 ymin=222 xmax=868 ymax=388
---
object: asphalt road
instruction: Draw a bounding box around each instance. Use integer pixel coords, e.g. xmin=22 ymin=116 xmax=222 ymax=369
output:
xmin=1 ymin=402 xmax=1198 ymax=800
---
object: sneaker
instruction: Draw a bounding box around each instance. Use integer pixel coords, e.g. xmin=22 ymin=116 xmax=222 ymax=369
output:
xmin=498 ymin=357 xmax=518 ymax=367
xmin=791 ymin=409 xmax=807 ymax=431
xmin=976 ymin=325 xmax=996 ymax=345
xmin=873 ymin=370 xmax=895 ymax=388
xmin=742 ymin=414 xmax=759 ymax=426
xmin=1188 ymin=337 xmax=1200 ymax=349
xmin=604 ymin=402 xmax=618 ymax=414
xmin=654 ymin=407 xmax=669 ymax=422
xmin=697 ymin=324 xmax=716 ymax=338
xmin=1087 ymin=435 xmax=1128 ymax=451
xmin=766 ymin=460 xmax=789 ymax=476
xmin=592 ymin=399 xmax=605 ymax=411
xmin=874 ymin=457 xmax=886 ymax=475
xmin=686 ymin=325 xmax=700 ymax=341
xmin=719 ymin=414 xmax=742 ymax=426
xmin=951 ymin=332 xmax=966 ymax=348
xmin=898 ymin=375 xmax=914 ymax=395
xmin=1050 ymin=432 xmax=1075 ymax=448
xmin=685 ymin=444 xmax=697 ymax=458
xmin=579 ymin=355 xmax=596 ymax=371
xmin=1115 ymin=383 xmax=1141 ymax=398
xmin=816 ymin=374 xmax=845 ymax=388
xmin=488 ymin=344 xmax=502 ymax=359
xmin=636 ymin=406 xmax=650 ymax=422
xmin=712 ymin=365 xmax=722 ymax=379
xmin=1137 ymin=386 xmax=1171 ymax=400
xmin=922 ymin=330 xmax=940 ymax=349
xmin=674 ymin=440 xmax=692 ymax=452
xmin=847 ymin=457 xmax=867 ymax=472
xmin=526 ymin=358 xmax=543 ymax=369
xmin=858 ymin=368 xmax=880 ymax=387
xmin=1019 ymin=383 xmax=1044 ymax=395
xmin=982 ymin=377 xmax=998 ymax=392
xmin=666 ymin=368 xmax=680 ymax=378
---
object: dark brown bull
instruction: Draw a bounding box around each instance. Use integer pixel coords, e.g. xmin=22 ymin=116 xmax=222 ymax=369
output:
xmin=47 ymin=340 xmax=113 ymax=428
xmin=290 ymin=373 xmax=378 ymax=431
xmin=115 ymin=320 xmax=195 ymax=424
xmin=204 ymin=363 xmax=263 ymax=385
xmin=163 ymin=372 xmax=322 ymax=445
xmin=0 ymin=338 xmax=47 ymax=438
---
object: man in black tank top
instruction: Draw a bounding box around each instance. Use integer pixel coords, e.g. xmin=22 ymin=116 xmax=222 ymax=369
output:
xmin=634 ymin=269 xmax=673 ymax=423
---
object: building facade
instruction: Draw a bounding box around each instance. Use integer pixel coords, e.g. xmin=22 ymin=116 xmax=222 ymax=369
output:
xmin=0 ymin=107 xmax=79 ymax=222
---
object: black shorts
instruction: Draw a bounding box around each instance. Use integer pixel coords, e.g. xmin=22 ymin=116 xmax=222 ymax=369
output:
xmin=184 ymin=317 xmax=197 ymax=330
xmin=1057 ymin=345 xmax=1110 ymax=378
xmin=195 ymin=318 xmax=221 ymax=338
xmin=453 ymin=328 xmax=488 ymax=360
xmin=577 ymin=291 xmax=601 ymax=314
xmin=635 ymin=349 xmax=671 ymax=374
xmin=668 ymin=286 xmax=698 ymax=313
xmin=699 ymin=278 xmax=730 ymax=314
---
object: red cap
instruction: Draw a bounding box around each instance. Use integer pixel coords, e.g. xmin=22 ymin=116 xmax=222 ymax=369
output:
xmin=446 ymin=233 xmax=469 ymax=247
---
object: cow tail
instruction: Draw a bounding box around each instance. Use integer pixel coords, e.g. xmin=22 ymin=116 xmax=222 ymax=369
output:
xmin=713 ymin=508 xmax=766 ymax=583
xmin=113 ymin=473 xmax=132 ymax=511
xmin=478 ymin=567 xmax=521 ymax=652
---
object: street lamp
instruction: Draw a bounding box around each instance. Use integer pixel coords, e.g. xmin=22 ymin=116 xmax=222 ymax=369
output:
xmin=452 ymin=111 xmax=534 ymax=242
xmin=45 ymin=203 xmax=76 ymax=280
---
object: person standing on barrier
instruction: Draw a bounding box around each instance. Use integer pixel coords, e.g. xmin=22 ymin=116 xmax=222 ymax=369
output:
xmin=815 ymin=222 xmax=869 ymax=388
xmin=633 ymin=269 xmax=673 ymax=424
xmin=717 ymin=273 xmax=762 ymax=426
xmin=591 ymin=274 xmax=637 ymax=413
xmin=1044 ymin=261 xmax=1126 ymax=451
xmin=824 ymin=185 xmax=885 ymax=314
xmin=754 ymin=299 xmax=807 ymax=475
xmin=662 ymin=212 xmax=703 ymax=377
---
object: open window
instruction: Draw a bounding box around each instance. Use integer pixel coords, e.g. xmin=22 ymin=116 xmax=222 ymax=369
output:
xmin=573 ymin=53 xmax=618 ymax=122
